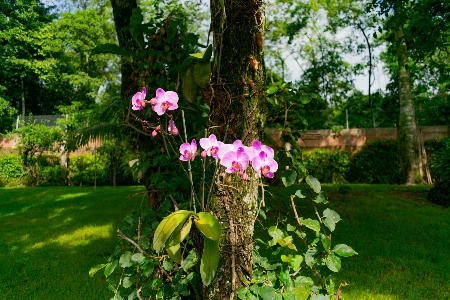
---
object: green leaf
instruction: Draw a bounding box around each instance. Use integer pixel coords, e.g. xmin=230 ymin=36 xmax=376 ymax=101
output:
xmin=283 ymin=292 xmax=297 ymax=300
xmin=237 ymin=286 xmax=248 ymax=299
xmin=166 ymin=243 xmax=182 ymax=264
xmin=325 ymin=253 xmax=341 ymax=272
xmin=194 ymin=212 xmax=222 ymax=241
xmin=131 ymin=253 xmax=146 ymax=264
xmin=289 ymin=255 xmax=303 ymax=270
xmin=306 ymin=175 xmax=321 ymax=193
xmin=104 ymin=260 xmax=118 ymax=278
xmin=182 ymin=64 xmax=199 ymax=102
xmin=333 ymin=244 xmax=358 ymax=257
xmin=278 ymin=266 xmax=290 ymax=283
xmin=294 ymin=189 xmax=306 ymax=199
xmin=119 ymin=251 xmax=133 ymax=268
xmin=181 ymin=249 xmax=198 ymax=270
xmin=123 ymin=276 xmax=136 ymax=288
xmin=153 ymin=210 xmax=195 ymax=250
xmin=313 ymin=191 xmax=328 ymax=204
xmin=89 ymin=264 xmax=106 ymax=277
xmin=268 ymin=226 xmax=284 ymax=246
xmin=300 ymin=94 xmax=312 ymax=104
xmin=200 ymin=238 xmax=219 ymax=286
xmin=267 ymin=86 xmax=279 ymax=95
xmin=305 ymin=248 xmax=317 ymax=267
xmin=189 ymin=44 xmax=213 ymax=61
xmin=302 ymin=218 xmax=320 ymax=233
xmin=163 ymin=259 xmax=174 ymax=271
xmin=321 ymin=234 xmax=331 ymax=251
xmin=294 ymin=276 xmax=313 ymax=287
xmin=181 ymin=57 xmax=194 ymax=76
xmin=130 ymin=8 xmax=144 ymax=49
xmin=168 ymin=218 xmax=192 ymax=246
xmin=322 ymin=209 xmax=341 ymax=232
xmin=193 ymin=61 xmax=211 ymax=88
xmin=286 ymin=224 xmax=296 ymax=231
xmin=282 ymin=170 xmax=297 ymax=187
xmin=91 ymin=43 xmax=131 ymax=57
xmin=260 ymin=286 xmax=277 ymax=300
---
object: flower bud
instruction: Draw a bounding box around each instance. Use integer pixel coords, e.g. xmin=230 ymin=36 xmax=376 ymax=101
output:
xmin=201 ymin=150 xmax=207 ymax=159
xmin=242 ymin=172 xmax=249 ymax=181
xmin=151 ymin=130 xmax=158 ymax=137
xmin=150 ymin=98 xmax=157 ymax=106
xmin=155 ymin=125 xmax=161 ymax=131
xmin=171 ymin=128 xmax=179 ymax=136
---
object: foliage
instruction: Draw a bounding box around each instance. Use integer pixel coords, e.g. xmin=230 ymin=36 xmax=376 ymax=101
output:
xmin=425 ymin=137 xmax=450 ymax=184
xmin=69 ymin=154 xmax=109 ymax=186
xmin=427 ymin=180 xmax=450 ymax=208
xmin=302 ymin=149 xmax=351 ymax=184
xmin=348 ymin=139 xmax=402 ymax=184
xmin=0 ymin=154 xmax=24 ymax=179
xmin=35 ymin=165 xmax=69 ymax=186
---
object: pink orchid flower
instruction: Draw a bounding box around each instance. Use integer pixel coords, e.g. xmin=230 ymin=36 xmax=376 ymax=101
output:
xmin=220 ymin=147 xmax=249 ymax=174
xmin=246 ymin=140 xmax=274 ymax=160
xmin=217 ymin=140 xmax=248 ymax=160
xmin=152 ymin=88 xmax=179 ymax=116
xmin=199 ymin=134 xmax=224 ymax=159
xmin=132 ymin=87 xmax=147 ymax=110
xmin=252 ymin=151 xmax=278 ymax=178
xmin=168 ymin=120 xmax=179 ymax=135
xmin=179 ymin=139 xmax=197 ymax=161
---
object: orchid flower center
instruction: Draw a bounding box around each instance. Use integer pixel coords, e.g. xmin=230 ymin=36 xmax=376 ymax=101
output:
xmin=183 ymin=150 xmax=191 ymax=160
xmin=210 ymin=146 xmax=218 ymax=156
xmin=231 ymin=161 xmax=240 ymax=171
xmin=261 ymin=166 xmax=270 ymax=175
xmin=161 ymin=101 xmax=171 ymax=110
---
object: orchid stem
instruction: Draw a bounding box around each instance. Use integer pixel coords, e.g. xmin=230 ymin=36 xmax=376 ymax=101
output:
xmin=182 ymin=110 xmax=196 ymax=213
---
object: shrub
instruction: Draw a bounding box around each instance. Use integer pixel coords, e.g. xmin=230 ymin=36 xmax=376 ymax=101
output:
xmin=69 ymin=154 xmax=109 ymax=186
xmin=302 ymin=149 xmax=351 ymax=183
xmin=425 ymin=137 xmax=450 ymax=183
xmin=36 ymin=165 xmax=69 ymax=186
xmin=348 ymin=139 xmax=402 ymax=184
xmin=427 ymin=180 xmax=450 ymax=207
xmin=0 ymin=154 xmax=24 ymax=179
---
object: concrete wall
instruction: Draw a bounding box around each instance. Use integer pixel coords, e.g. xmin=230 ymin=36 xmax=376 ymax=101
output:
xmin=265 ymin=126 xmax=449 ymax=153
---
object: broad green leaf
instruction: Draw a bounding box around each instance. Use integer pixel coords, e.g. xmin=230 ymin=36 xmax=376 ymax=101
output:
xmin=283 ymin=292 xmax=297 ymax=300
xmin=286 ymin=224 xmax=296 ymax=231
xmin=285 ymin=151 xmax=308 ymax=178
xmin=294 ymin=189 xmax=306 ymax=199
xmin=131 ymin=253 xmax=146 ymax=264
xmin=200 ymin=238 xmax=219 ymax=286
xmin=294 ymin=276 xmax=314 ymax=287
xmin=333 ymin=244 xmax=358 ymax=257
xmin=260 ymin=286 xmax=277 ymax=300
xmin=193 ymin=61 xmax=211 ymax=88
xmin=268 ymin=226 xmax=284 ymax=247
xmin=89 ymin=264 xmax=106 ymax=277
xmin=189 ymin=44 xmax=213 ymax=61
xmin=325 ymin=253 xmax=341 ymax=272
xmin=104 ymin=260 xmax=118 ymax=278
xmin=91 ymin=43 xmax=131 ymax=57
xmin=163 ymin=259 xmax=173 ymax=271
xmin=321 ymin=234 xmax=331 ymax=251
xmin=289 ymin=255 xmax=303 ymax=270
xmin=237 ymin=286 xmax=248 ymax=299
xmin=312 ymin=294 xmax=330 ymax=300
xmin=194 ymin=212 xmax=222 ymax=241
xmin=302 ymin=218 xmax=320 ymax=233
xmin=182 ymin=64 xmax=199 ymax=102
xmin=123 ymin=276 xmax=136 ymax=288
xmin=180 ymin=57 xmax=194 ymax=76
xmin=181 ymin=249 xmax=197 ymax=270
xmin=306 ymin=175 xmax=321 ymax=193
xmin=119 ymin=251 xmax=133 ymax=268
xmin=166 ymin=243 xmax=182 ymax=264
xmin=300 ymin=94 xmax=312 ymax=104
xmin=129 ymin=8 xmax=144 ymax=49
xmin=168 ymin=218 xmax=192 ymax=246
xmin=322 ymin=209 xmax=341 ymax=232
xmin=313 ymin=191 xmax=328 ymax=204
xmin=278 ymin=266 xmax=290 ymax=283
xmin=267 ymin=86 xmax=279 ymax=95
xmin=282 ymin=170 xmax=297 ymax=187
xmin=153 ymin=210 xmax=195 ymax=250
xmin=304 ymin=248 xmax=317 ymax=267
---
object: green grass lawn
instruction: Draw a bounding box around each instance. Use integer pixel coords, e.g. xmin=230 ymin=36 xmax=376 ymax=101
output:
xmin=264 ymin=184 xmax=450 ymax=300
xmin=1 ymin=185 xmax=449 ymax=299
xmin=0 ymin=186 xmax=145 ymax=300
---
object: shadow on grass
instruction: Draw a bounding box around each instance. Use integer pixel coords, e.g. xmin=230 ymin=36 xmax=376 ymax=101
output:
xmin=0 ymin=186 xmax=145 ymax=300
xmin=259 ymin=184 xmax=450 ymax=300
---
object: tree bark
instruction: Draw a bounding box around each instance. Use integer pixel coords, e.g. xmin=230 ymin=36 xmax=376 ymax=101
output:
xmin=204 ymin=0 xmax=267 ymax=298
xmin=393 ymin=25 xmax=422 ymax=184
xmin=110 ymin=0 xmax=139 ymax=100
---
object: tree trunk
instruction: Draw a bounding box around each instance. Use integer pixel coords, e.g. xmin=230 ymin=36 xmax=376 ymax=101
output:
xmin=393 ymin=25 xmax=422 ymax=184
xmin=204 ymin=0 xmax=267 ymax=298
xmin=110 ymin=0 xmax=139 ymax=100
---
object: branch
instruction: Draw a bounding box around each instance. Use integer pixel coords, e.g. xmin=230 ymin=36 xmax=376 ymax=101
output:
xmin=117 ymin=229 xmax=153 ymax=259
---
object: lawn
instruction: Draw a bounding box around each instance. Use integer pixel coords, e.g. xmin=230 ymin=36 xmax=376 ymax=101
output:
xmin=1 ymin=185 xmax=449 ymax=299
xmin=0 ymin=186 xmax=145 ymax=300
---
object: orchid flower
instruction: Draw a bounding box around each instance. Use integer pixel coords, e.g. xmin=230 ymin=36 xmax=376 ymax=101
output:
xmin=131 ymin=87 xmax=147 ymax=110
xmin=152 ymin=88 xmax=179 ymax=115
xmin=199 ymin=134 xmax=224 ymax=159
xmin=220 ymin=147 xmax=249 ymax=174
xmin=246 ymin=140 xmax=274 ymax=160
xmin=251 ymin=151 xmax=278 ymax=178
xmin=179 ymin=139 xmax=197 ymax=161
xmin=168 ymin=120 xmax=179 ymax=135
xmin=217 ymin=140 xmax=248 ymax=160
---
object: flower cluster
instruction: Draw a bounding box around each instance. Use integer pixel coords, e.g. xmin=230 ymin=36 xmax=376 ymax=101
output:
xmin=180 ymin=135 xmax=278 ymax=179
xmin=131 ymin=87 xmax=179 ymax=136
